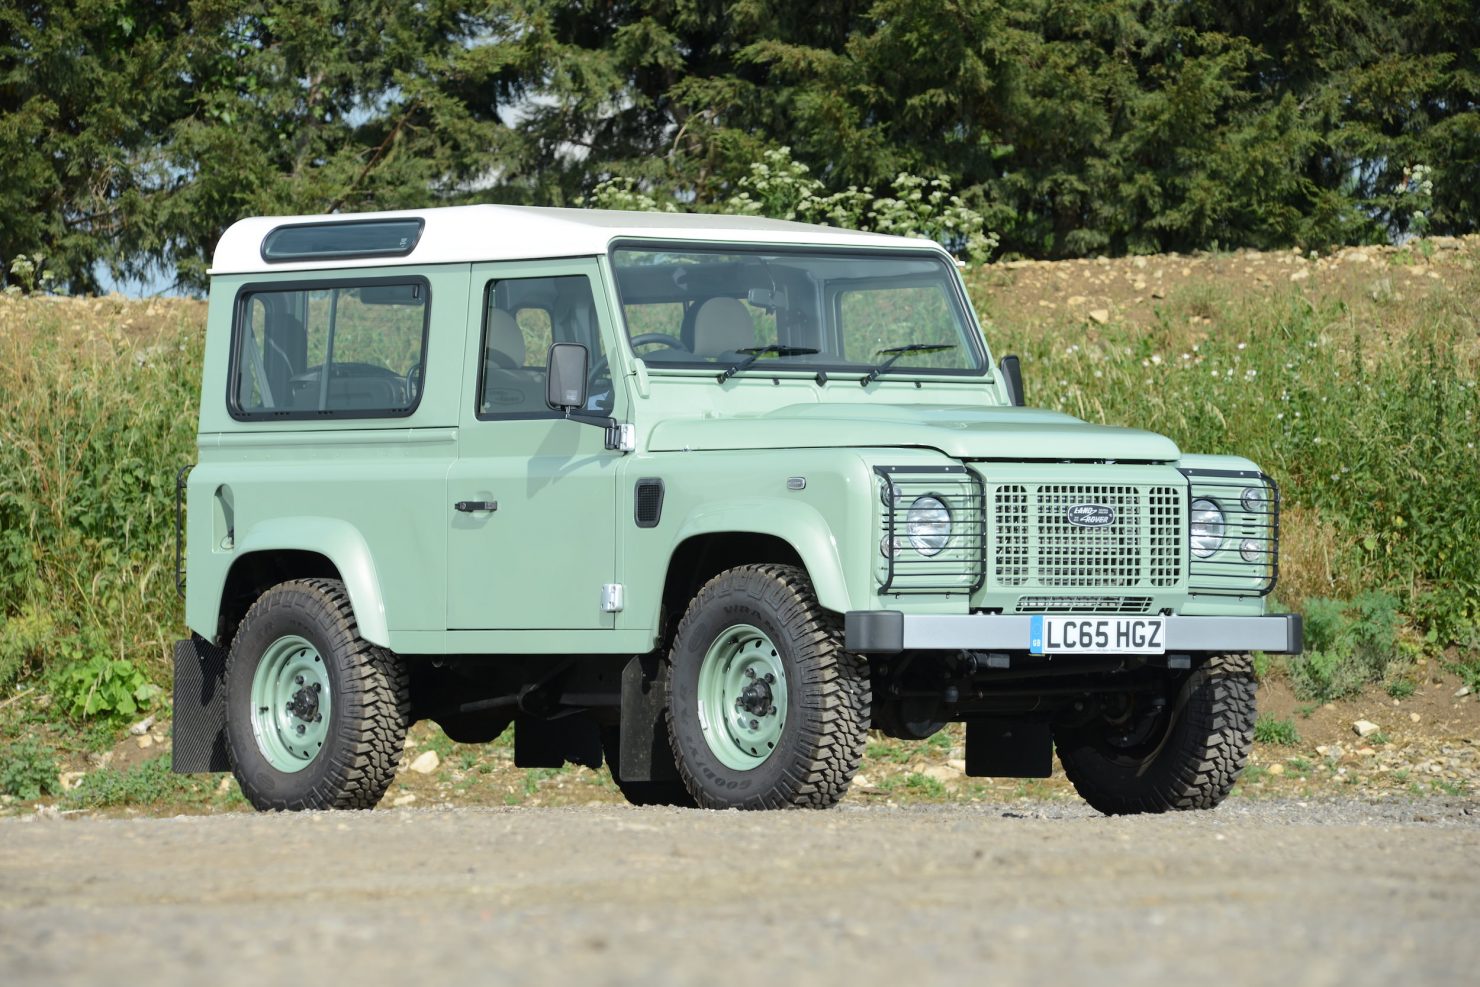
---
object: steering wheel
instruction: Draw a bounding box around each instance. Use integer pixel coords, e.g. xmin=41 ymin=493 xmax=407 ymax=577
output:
xmin=628 ymin=332 xmax=689 ymax=353
xmin=588 ymin=333 xmax=692 ymax=388
xmin=405 ymin=364 xmax=424 ymax=403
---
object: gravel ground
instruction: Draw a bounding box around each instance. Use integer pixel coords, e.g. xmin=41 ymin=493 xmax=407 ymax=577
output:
xmin=1 ymin=798 xmax=1475 ymax=987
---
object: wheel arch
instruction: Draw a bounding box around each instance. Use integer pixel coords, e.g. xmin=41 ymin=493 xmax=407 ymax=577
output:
xmin=201 ymin=518 xmax=390 ymax=649
xmin=659 ymin=506 xmax=850 ymax=633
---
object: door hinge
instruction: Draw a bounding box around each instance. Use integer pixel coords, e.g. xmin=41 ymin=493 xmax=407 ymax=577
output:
xmin=600 ymin=584 xmax=625 ymax=613
xmin=605 ymin=423 xmax=636 ymax=453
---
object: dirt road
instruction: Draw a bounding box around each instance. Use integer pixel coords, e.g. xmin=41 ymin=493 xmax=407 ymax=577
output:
xmin=2 ymin=798 xmax=1475 ymax=986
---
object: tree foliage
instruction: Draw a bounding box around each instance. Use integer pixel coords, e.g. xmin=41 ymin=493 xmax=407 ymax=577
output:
xmin=0 ymin=0 xmax=1475 ymax=290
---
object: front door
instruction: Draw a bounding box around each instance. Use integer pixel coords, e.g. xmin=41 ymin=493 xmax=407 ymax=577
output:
xmin=446 ymin=259 xmax=624 ymax=630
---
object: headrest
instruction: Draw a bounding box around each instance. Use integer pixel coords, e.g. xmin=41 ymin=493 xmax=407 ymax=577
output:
xmin=692 ymin=297 xmax=755 ymax=356
xmin=486 ymin=309 xmax=525 ymax=367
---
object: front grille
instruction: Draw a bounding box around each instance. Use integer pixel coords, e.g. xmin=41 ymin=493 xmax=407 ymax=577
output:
xmin=991 ymin=483 xmax=1183 ymax=589
xmin=1014 ymin=595 xmax=1155 ymax=614
xmin=876 ymin=466 xmax=985 ymax=594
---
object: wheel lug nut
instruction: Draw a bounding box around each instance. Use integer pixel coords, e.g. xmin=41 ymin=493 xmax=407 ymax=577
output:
xmin=745 ymin=668 xmax=756 ymax=679
xmin=295 ymin=675 xmax=304 ymax=685
xmin=764 ymin=673 xmax=775 ymax=684
xmin=768 ymin=705 xmax=777 ymax=716
xmin=296 ymin=724 xmax=306 ymax=735
xmin=749 ymin=719 xmax=759 ymax=730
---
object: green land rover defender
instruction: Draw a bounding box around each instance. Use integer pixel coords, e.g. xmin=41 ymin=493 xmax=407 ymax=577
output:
xmin=172 ymin=206 xmax=1302 ymax=814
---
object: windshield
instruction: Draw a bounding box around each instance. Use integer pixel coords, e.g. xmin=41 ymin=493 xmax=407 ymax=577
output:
xmin=609 ymin=244 xmax=987 ymax=377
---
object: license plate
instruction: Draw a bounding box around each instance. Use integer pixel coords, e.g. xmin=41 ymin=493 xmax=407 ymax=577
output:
xmin=1029 ymin=615 xmax=1166 ymax=655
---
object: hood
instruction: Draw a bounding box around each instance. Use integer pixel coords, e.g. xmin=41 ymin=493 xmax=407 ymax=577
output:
xmin=645 ymin=403 xmax=1180 ymax=461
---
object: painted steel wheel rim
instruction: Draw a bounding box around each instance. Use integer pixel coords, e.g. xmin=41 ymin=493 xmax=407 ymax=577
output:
xmin=696 ymin=623 xmax=788 ymax=770
xmin=249 ymin=634 xmax=332 ymax=773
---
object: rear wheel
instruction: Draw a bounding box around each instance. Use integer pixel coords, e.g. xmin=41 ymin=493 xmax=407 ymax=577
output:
xmin=1054 ymin=653 xmax=1256 ymax=815
xmin=665 ymin=564 xmax=870 ymax=809
xmin=224 ymin=578 xmax=410 ymax=811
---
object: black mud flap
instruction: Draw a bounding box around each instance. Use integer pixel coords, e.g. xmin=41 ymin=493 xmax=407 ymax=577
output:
xmin=514 ymin=717 xmax=602 ymax=770
xmin=172 ymin=636 xmax=230 ymax=773
xmin=965 ymin=719 xmax=1053 ymax=778
xmin=616 ymin=653 xmax=682 ymax=783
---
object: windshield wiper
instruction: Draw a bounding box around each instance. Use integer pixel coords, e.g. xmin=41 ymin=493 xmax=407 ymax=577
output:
xmin=860 ymin=343 xmax=957 ymax=386
xmin=717 ymin=345 xmax=820 ymax=382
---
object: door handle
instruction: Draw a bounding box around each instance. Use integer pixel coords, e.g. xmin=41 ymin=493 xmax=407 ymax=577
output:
xmin=454 ymin=500 xmax=498 ymax=513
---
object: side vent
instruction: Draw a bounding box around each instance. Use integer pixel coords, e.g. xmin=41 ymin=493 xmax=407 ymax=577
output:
xmin=634 ymin=478 xmax=665 ymax=528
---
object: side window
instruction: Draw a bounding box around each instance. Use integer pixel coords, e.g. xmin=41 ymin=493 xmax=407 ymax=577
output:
xmin=230 ymin=279 xmax=429 ymax=419
xmin=478 ymin=274 xmax=611 ymax=419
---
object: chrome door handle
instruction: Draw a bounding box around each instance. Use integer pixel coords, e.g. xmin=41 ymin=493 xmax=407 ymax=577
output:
xmin=454 ymin=500 xmax=498 ymax=513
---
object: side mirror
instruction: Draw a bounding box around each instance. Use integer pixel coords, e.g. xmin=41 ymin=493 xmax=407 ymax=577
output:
xmin=999 ymin=354 xmax=1025 ymax=407
xmin=546 ymin=342 xmax=590 ymax=411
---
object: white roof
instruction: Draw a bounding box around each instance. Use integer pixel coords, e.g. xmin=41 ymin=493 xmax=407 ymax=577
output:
xmin=210 ymin=204 xmax=943 ymax=275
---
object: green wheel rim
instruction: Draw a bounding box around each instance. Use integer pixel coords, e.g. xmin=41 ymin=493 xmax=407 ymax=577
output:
xmin=249 ymin=634 xmax=332 ymax=773
xmin=696 ymin=623 xmax=788 ymax=771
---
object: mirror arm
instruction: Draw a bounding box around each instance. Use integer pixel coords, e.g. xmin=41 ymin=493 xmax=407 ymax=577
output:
xmin=561 ymin=411 xmax=635 ymax=453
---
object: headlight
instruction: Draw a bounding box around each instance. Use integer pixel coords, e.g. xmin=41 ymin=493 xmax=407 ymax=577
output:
xmin=906 ymin=495 xmax=952 ymax=556
xmin=1240 ymin=486 xmax=1268 ymax=513
xmin=1190 ymin=498 xmax=1225 ymax=558
xmin=1239 ymin=539 xmax=1267 ymax=563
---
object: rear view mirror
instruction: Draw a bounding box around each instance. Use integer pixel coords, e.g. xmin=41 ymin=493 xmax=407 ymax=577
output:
xmin=546 ymin=342 xmax=590 ymax=411
xmin=999 ymin=354 xmax=1025 ymax=407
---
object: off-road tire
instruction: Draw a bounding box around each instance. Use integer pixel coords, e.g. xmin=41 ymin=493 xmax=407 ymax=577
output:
xmin=1055 ymin=652 xmax=1256 ymax=815
xmin=665 ymin=564 xmax=870 ymax=810
xmin=224 ymin=578 xmax=410 ymax=811
xmin=599 ymin=727 xmax=697 ymax=807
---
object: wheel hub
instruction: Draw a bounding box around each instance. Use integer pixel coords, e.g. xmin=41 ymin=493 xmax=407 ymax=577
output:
xmin=248 ymin=634 xmax=332 ymax=773
xmin=696 ymin=623 xmax=789 ymax=771
xmin=286 ymin=683 xmax=322 ymax=722
xmin=738 ymin=679 xmax=773 ymax=716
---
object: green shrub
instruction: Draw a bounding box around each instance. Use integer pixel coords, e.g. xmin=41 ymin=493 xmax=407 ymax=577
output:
xmin=51 ymin=653 xmax=162 ymax=723
xmin=63 ymin=756 xmax=197 ymax=808
xmin=0 ymin=604 xmax=53 ymax=691
xmin=1386 ymin=679 xmax=1416 ymax=699
xmin=0 ymin=298 xmax=202 ymax=701
xmin=1254 ymin=714 xmax=1300 ymax=746
xmin=0 ymin=737 xmax=60 ymax=799
xmin=1286 ymin=592 xmax=1403 ymax=701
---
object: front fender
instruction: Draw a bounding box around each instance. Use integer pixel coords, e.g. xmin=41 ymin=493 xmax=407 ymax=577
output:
xmin=198 ymin=517 xmax=390 ymax=648
xmin=670 ymin=499 xmax=853 ymax=613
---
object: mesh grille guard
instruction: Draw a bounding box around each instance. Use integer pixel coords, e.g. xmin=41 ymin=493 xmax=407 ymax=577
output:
xmin=1179 ymin=467 xmax=1280 ymax=597
xmin=875 ymin=465 xmax=986 ymax=595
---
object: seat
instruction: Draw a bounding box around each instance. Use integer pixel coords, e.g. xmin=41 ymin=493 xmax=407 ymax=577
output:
xmin=486 ymin=309 xmax=526 ymax=369
xmin=481 ymin=308 xmax=546 ymax=414
xmin=692 ymin=297 xmax=755 ymax=358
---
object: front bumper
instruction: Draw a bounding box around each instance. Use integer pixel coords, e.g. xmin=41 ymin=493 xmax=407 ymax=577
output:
xmin=844 ymin=611 xmax=1303 ymax=655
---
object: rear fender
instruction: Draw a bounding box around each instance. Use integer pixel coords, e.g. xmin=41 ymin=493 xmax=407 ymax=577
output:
xmin=200 ymin=517 xmax=390 ymax=647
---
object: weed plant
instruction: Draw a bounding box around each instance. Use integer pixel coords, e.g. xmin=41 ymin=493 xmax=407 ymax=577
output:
xmin=1254 ymin=714 xmax=1300 ymax=746
xmin=0 ymin=298 xmax=202 ymax=703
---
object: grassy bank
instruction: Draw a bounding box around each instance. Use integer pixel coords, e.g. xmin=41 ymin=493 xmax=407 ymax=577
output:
xmin=1 ymin=241 xmax=1476 ymax=793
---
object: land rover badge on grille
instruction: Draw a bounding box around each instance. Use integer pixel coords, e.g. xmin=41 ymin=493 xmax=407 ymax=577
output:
xmin=1067 ymin=504 xmax=1116 ymax=527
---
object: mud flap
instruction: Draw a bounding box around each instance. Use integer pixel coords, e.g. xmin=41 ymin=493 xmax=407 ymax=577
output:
xmin=514 ymin=717 xmax=602 ymax=770
xmin=615 ymin=653 xmax=682 ymax=783
xmin=171 ymin=636 xmax=230 ymax=773
xmin=965 ymin=718 xmax=1053 ymax=778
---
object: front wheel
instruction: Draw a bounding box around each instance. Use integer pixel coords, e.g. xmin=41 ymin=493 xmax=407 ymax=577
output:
xmin=224 ymin=578 xmax=411 ymax=811
xmin=1054 ymin=653 xmax=1256 ymax=815
xmin=665 ymin=564 xmax=870 ymax=809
